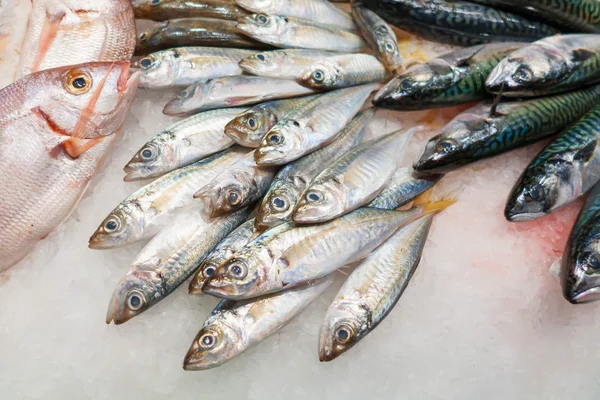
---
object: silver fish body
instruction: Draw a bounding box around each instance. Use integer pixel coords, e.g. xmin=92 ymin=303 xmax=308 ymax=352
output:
xmin=367 ymin=168 xmax=443 ymax=209
xmin=297 ymin=53 xmax=387 ymax=89
xmin=238 ymin=49 xmax=340 ymax=79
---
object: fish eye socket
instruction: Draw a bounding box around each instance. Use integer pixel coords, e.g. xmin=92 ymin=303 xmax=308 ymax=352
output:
xmin=435 ymin=138 xmax=457 ymax=154
xmin=256 ymin=54 xmax=266 ymax=61
xmin=525 ymin=184 xmax=544 ymax=202
xmin=335 ymin=324 xmax=353 ymax=343
xmin=63 ymin=70 xmax=92 ymax=95
xmin=228 ymin=263 xmax=247 ymax=279
xmin=258 ymin=14 xmax=268 ymax=24
xmin=400 ymin=79 xmax=413 ymax=91
xmin=267 ymin=133 xmax=283 ymax=145
xmin=271 ymin=196 xmax=288 ymax=211
xmin=306 ymin=191 xmax=321 ymax=202
xmin=104 ymin=218 xmax=120 ymax=233
xmin=140 ymin=147 xmax=154 ymax=160
xmin=227 ymin=189 xmax=242 ymax=206
xmin=312 ymin=70 xmax=325 ymax=82
xmin=199 ymin=333 xmax=217 ymax=348
xmin=178 ymin=90 xmax=188 ymax=98
xmin=385 ymin=42 xmax=395 ymax=52
xmin=126 ymin=291 xmax=145 ymax=311
xmin=151 ymin=0 xmax=160 ymax=4
xmin=203 ymin=266 xmax=216 ymax=278
xmin=139 ymin=57 xmax=154 ymax=69
xmin=140 ymin=32 xmax=148 ymax=41
xmin=514 ymin=65 xmax=533 ymax=83
xmin=247 ymin=118 xmax=257 ymax=129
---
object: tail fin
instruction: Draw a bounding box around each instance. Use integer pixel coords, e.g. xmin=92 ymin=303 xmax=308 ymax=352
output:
xmin=410 ymin=187 xmax=458 ymax=215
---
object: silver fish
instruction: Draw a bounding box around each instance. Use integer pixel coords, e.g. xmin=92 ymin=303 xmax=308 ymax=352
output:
xmin=293 ymin=127 xmax=413 ymax=224
xmin=163 ymin=75 xmax=317 ymax=116
xmin=135 ymin=47 xmax=256 ymax=89
xmin=236 ymin=14 xmax=365 ymax=52
xmin=106 ymin=207 xmax=251 ymax=325
xmin=255 ymin=83 xmax=379 ymax=165
xmin=319 ymin=214 xmax=434 ymax=361
xmin=194 ymin=151 xmax=278 ymax=217
xmin=297 ymin=54 xmax=387 ymax=90
xmin=255 ymin=108 xmax=373 ymax=230
xmin=184 ymin=276 xmax=331 ymax=370
xmin=90 ymin=148 xmax=248 ymax=250
xmin=367 ymin=168 xmax=443 ymax=210
xmin=124 ymin=108 xmax=248 ymax=181
xmin=238 ymin=49 xmax=340 ymax=79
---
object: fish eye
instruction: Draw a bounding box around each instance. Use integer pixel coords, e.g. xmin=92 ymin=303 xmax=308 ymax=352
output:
xmin=306 ymin=191 xmax=321 ymax=202
xmin=271 ymin=196 xmax=288 ymax=211
xmin=312 ymin=70 xmax=325 ymax=83
xmin=227 ymin=189 xmax=242 ymax=206
xmin=139 ymin=57 xmax=154 ymax=69
xmin=203 ymin=266 xmax=217 ymax=278
xmin=525 ymin=184 xmax=544 ymax=202
xmin=258 ymin=14 xmax=268 ymax=24
xmin=267 ymin=133 xmax=283 ymax=145
xmin=178 ymin=90 xmax=189 ymax=98
xmin=151 ymin=0 xmax=160 ymax=4
xmin=514 ymin=65 xmax=533 ymax=83
xmin=140 ymin=32 xmax=148 ymax=41
xmin=247 ymin=117 xmax=257 ymax=130
xmin=63 ymin=70 xmax=92 ymax=95
xmin=256 ymin=53 xmax=266 ymax=61
xmin=140 ymin=147 xmax=155 ymax=160
xmin=435 ymin=138 xmax=457 ymax=154
xmin=385 ymin=42 xmax=395 ymax=52
xmin=104 ymin=218 xmax=120 ymax=233
xmin=400 ymin=79 xmax=413 ymax=91
xmin=584 ymin=252 xmax=600 ymax=274
xmin=227 ymin=263 xmax=247 ymax=279
xmin=199 ymin=332 xmax=217 ymax=349
xmin=334 ymin=324 xmax=353 ymax=344
xmin=126 ymin=290 xmax=145 ymax=311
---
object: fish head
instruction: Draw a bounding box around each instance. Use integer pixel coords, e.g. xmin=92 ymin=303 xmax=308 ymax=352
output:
xmin=163 ymin=81 xmax=208 ymax=116
xmin=293 ymin=181 xmax=346 ymax=224
xmin=135 ymin=50 xmax=180 ymax=88
xmin=136 ymin=21 xmax=165 ymax=53
xmin=195 ymin=176 xmax=250 ymax=216
xmin=106 ymin=270 xmax=162 ymax=324
xmin=236 ymin=14 xmax=287 ymax=42
xmin=297 ymin=61 xmax=341 ymax=89
xmin=255 ymin=186 xmax=299 ymax=229
xmin=123 ymin=139 xmax=174 ymax=181
xmin=202 ymin=252 xmax=267 ymax=299
xmin=238 ymin=51 xmax=285 ymax=75
xmin=255 ymin=120 xmax=305 ymax=165
xmin=89 ymin=203 xmax=145 ymax=249
xmin=189 ymin=259 xmax=222 ymax=295
xmin=224 ymin=108 xmax=277 ymax=146
xmin=319 ymin=301 xmax=366 ymax=362
xmin=561 ymin=235 xmax=600 ymax=304
xmin=373 ymin=26 xmax=402 ymax=70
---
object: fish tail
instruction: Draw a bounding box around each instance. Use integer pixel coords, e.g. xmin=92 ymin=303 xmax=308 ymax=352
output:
xmin=410 ymin=188 xmax=457 ymax=215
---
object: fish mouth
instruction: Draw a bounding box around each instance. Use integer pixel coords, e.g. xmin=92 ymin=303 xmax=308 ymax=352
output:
xmin=88 ymin=236 xmax=120 ymax=250
xmin=163 ymin=98 xmax=187 ymax=116
xmin=237 ymin=58 xmax=259 ymax=74
xmin=202 ymin=279 xmax=244 ymax=300
xmin=504 ymin=209 xmax=545 ymax=222
xmin=292 ymin=206 xmax=329 ymax=224
xmin=123 ymin=164 xmax=149 ymax=182
xmin=568 ymin=287 xmax=600 ymax=304
xmin=235 ymin=18 xmax=255 ymax=35
xmin=254 ymin=147 xmax=286 ymax=166
xmin=318 ymin=348 xmax=337 ymax=362
xmin=119 ymin=62 xmax=141 ymax=94
xmin=194 ymin=192 xmax=215 ymax=215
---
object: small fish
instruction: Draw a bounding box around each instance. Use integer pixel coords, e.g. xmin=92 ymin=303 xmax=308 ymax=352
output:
xmin=184 ymin=277 xmax=331 ymax=370
xmin=319 ymin=213 xmax=434 ymax=361
xmin=486 ymin=34 xmax=600 ymax=97
xmin=351 ymin=3 xmax=403 ymax=70
xmin=367 ymin=168 xmax=443 ymax=209
xmin=134 ymin=47 xmax=256 ymax=89
xmin=373 ymin=42 xmax=526 ymax=110
xmin=124 ymin=108 xmax=248 ymax=181
xmin=18 ymin=0 xmax=136 ymax=77
xmin=236 ymin=14 xmax=366 ymax=52
xmin=194 ymin=151 xmax=278 ymax=217
xmin=133 ymin=0 xmax=250 ymax=21
xmin=293 ymin=128 xmax=414 ymax=224
xmin=413 ymin=84 xmax=600 ymax=174
xmin=106 ymin=207 xmax=250 ymax=325
xmin=136 ymin=18 xmax=271 ymax=55
xmin=163 ymin=75 xmax=317 ymax=116
xmin=224 ymin=95 xmax=319 ymax=147
xmin=297 ymin=54 xmax=387 ymax=89
xmin=189 ymin=218 xmax=257 ymax=294
xmin=255 ymin=108 xmax=373 ymax=229
xmin=505 ymin=105 xmax=600 ymax=222
xmin=239 ymin=49 xmax=340 ymax=79
xmin=255 ymin=83 xmax=379 ymax=166
xmin=235 ymin=0 xmax=356 ymax=30
xmin=90 ymin=148 xmax=248 ymax=250
xmin=203 ymin=198 xmax=451 ymax=299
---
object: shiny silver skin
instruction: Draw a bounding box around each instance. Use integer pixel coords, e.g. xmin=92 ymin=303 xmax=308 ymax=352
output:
xmin=238 ymin=49 xmax=339 ymax=79
xmin=367 ymin=168 xmax=443 ymax=209
xmin=297 ymin=53 xmax=387 ymax=89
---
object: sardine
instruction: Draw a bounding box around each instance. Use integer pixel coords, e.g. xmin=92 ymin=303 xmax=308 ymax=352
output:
xmin=133 ymin=0 xmax=250 ymax=21
xmin=236 ymin=14 xmax=366 ymax=52
xmin=293 ymin=128 xmax=414 ymax=223
xmin=235 ymin=0 xmax=356 ymax=30
xmin=136 ymin=18 xmax=271 ymax=55
xmin=135 ymin=47 xmax=257 ymax=89
xmin=367 ymin=168 xmax=443 ymax=209
xmin=413 ymin=84 xmax=600 ymax=174
xmin=124 ymin=108 xmax=248 ymax=181
xmin=238 ymin=49 xmax=340 ymax=79
xmin=505 ymin=104 xmax=600 ymax=222
xmin=486 ymin=34 xmax=600 ymax=97
xmin=90 ymin=148 xmax=248 ymax=249
xmin=297 ymin=54 xmax=387 ymax=89
xmin=255 ymin=108 xmax=373 ymax=230
xmin=18 ymin=0 xmax=136 ymax=77
xmin=184 ymin=277 xmax=331 ymax=370
xmin=224 ymin=95 xmax=319 ymax=147
xmin=194 ymin=151 xmax=278 ymax=217
xmin=255 ymin=83 xmax=379 ymax=165
xmin=373 ymin=42 xmax=526 ymax=110
xmin=319 ymin=214 xmax=434 ymax=361
xmin=163 ymin=75 xmax=317 ymax=116
xmin=0 ymin=62 xmax=139 ymax=271
xmin=361 ymin=0 xmax=559 ymax=46
xmin=106 ymin=207 xmax=250 ymax=325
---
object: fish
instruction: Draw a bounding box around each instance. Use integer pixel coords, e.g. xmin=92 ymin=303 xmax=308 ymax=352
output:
xmin=351 ymin=3 xmax=403 ymax=71
xmin=235 ymin=0 xmax=356 ymax=30
xmin=360 ymin=0 xmax=560 ymax=46
xmin=17 ymin=0 xmax=136 ymax=77
xmin=136 ymin=18 xmax=271 ymax=55
xmin=293 ymin=127 xmax=414 ymax=224
xmin=224 ymin=95 xmax=319 ymax=147
xmin=238 ymin=49 xmax=340 ymax=79
xmin=134 ymin=47 xmax=257 ymax=89
xmin=373 ymin=42 xmax=526 ymax=110
xmin=319 ymin=213 xmax=434 ymax=361
xmin=255 ymin=108 xmax=373 ymax=229
xmin=133 ymin=0 xmax=250 ymax=21
xmin=413 ymin=84 xmax=600 ymax=174
xmin=486 ymin=34 xmax=600 ymax=97
xmin=189 ymin=218 xmax=257 ymax=294
xmin=202 ymin=198 xmax=452 ymax=299
xmin=236 ymin=14 xmax=366 ymax=52
xmin=255 ymin=83 xmax=379 ymax=166
xmin=124 ymin=108 xmax=248 ymax=181
xmin=194 ymin=151 xmax=278 ymax=217
xmin=0 ymin=62 xmax=139 ymax=271
xmin=296 ymin=54 xmax=388 ymax=89
xmin=184 ymin=277 xmax=331 ymax=370
xmin=106 ymin=207 xmax=250 ymax=325
xmin=367 ymin=168 xmax=443 ymax=209
xmin=90 ymin=148 xmax=248 ymax=250
xmin=163 ymin=75 xmax=317 ymax=116
xmin=505 ymin=104 xmax=600 ymax=222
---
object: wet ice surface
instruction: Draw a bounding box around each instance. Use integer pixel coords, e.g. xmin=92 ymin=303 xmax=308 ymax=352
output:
xmin=1 ymin=18 xmax=600 ymax=400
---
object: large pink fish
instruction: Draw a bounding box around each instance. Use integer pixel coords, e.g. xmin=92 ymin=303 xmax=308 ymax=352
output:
xmin=0 ymin=62 xmax=140 ymax=270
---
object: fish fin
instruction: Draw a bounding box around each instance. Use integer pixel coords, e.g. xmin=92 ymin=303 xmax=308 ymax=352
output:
xmin=31 ymin=9 xmax=65 ymax=73
xmin=411 ymin=188 xmax=457 ymax=214
xmin=489 ymin=82 xmax=505 ymax=118
xmin=571 ymin=48 xmax=596 ymax=63
xmin=574 ymin=140 xmax=597 ymax=163
xmin=63 ymin=136 xmax=104 ymax=159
